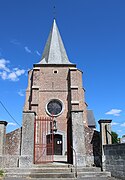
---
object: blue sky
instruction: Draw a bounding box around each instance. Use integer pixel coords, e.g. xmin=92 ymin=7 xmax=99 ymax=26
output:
xmin=0 ymin=0 xmax=125 ymax=137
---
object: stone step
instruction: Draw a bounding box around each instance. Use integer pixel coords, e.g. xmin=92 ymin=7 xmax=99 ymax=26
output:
xmin=30 ymin=179 xmax=75 ymax=180
xmin=31 ymin=168 xmax=73 ymax=173
xmin=77 ymin=167 xmax=101 ymax=172
xmin=32 ymin=162 xmax=72 ymax=168
xmin=5 ymin=167 xmax=73 ymax=174
xmin=0 ymin=178 xmax=75 ymax=180
xmin=5 ymin=169 xmax=30 ymax=174
xmin=77 ymin=178 xmax=115 ymax=180
xmin=5 ymin=168 xmax=75 ymax=178
xmin=77 ymin=171 xmax=111 ymax=178
xmin=5 ymin=173 xmax=30 ymax=178
xmin=4 ymin=166 xmax=111 ymax=179
xmin=5 ymin=171 xmax=111 ymax=179
xmin=30 ymin=172 xmax=111 ymax=179
xmin=34 ymin=178 xmax=114 ymax=180
xmin=32 ymin=164 xmax=102 ymax=172
xmin=5 ymin=173 xmax=75 ymax=179
xmin=31 ymin=167 xmax=101 ymax=173
xmin=5 ymin=167 xmax=101 ymax=174
xmin=30 ymin=172 xmax=75 ymax=178
xmin=1 ymin=178 xmax=117 ymax=180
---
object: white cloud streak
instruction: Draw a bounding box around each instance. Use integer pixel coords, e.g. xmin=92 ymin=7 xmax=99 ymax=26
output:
xmin=10 ymin=39 xmax=20 ymax=45
xmin=0 ymin=58 xmax=25 ymax=81
xmin=10 ymin=40 xmax=40 ymax=56
xmin=18 ymin=89 xmax=25 ymax=96
xmin=8 ymin=122 xmax=17 ymax=126
xmin=35 ymin=50 xmax=41 ymax=56
xmin=121 ymin=122 xmax=125 ymax=127
xmin=117 ymin=130 xmax=122 ymax=133
xmin=24 ymin=46 xmax=32 ymax=53
xmin=105 ymin=109 xmax=122 ymax=116
xmin=111 ymin=122 xmax=119 ymax=126
xmin=0 ymin=59 xmax=10 ymax=72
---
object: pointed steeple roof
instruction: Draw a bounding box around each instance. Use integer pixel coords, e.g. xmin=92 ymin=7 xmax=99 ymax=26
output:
xmin=39 ymin=19 xmax=71 ymax=64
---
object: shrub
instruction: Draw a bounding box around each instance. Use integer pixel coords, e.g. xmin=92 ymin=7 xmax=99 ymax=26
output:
xmin=0 ymin=169 xmax=4 ymax=177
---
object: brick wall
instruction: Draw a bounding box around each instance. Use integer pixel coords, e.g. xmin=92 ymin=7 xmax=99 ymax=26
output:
xmin=5 ymin=128 xmax=21 ymax=155
xmin=104 ymin=144 xmax=125 ymax=179
xmin=24 ymin=66 xmax=88 ymax=125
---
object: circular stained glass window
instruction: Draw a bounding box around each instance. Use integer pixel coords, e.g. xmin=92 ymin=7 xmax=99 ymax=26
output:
xmin=46 ymin=99 xmax=63 ymax=116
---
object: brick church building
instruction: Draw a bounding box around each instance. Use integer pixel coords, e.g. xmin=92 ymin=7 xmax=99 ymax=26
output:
xmin=0 ymin=19 xmax=100 ymax=168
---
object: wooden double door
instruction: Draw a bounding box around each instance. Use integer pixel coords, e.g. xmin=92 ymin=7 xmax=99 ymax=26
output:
xmin=47 ymin=134 xmax=62 ymax=155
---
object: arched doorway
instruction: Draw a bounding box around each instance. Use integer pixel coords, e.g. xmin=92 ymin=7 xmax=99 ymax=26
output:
xmin=47 ymin=134 xmax=62 ymax=155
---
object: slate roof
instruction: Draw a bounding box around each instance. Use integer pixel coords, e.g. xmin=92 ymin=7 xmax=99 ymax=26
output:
xmin=39 ymin=19 xmax=71 ymax=64
xmin=87 ymin=110 xmax=96 ymax=128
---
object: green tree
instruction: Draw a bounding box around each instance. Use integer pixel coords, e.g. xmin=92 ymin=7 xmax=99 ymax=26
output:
xmin=111 ymin=131 xmax=119 ymax=144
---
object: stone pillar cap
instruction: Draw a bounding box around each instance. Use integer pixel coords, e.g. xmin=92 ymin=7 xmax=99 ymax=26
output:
xmin=0 ymin=121 xmax=8 ymax=126
xmin=98 ymin=119 xmax=112 ymax=124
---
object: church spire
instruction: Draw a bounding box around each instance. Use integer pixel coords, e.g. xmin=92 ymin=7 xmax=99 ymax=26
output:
xmin=39 ymin=19 xmax=71 ymax=64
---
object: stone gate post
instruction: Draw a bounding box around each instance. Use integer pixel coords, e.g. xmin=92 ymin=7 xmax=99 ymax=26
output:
xmin=0 ymin=121 xmax=8 ymax=156
xmin=71 ymin=110 xmax=86 ymax=166
xmin=0 ymin=121 xmax=8 ymax=168
xmin=19 ymin=111 xmax=36 ymax=167
xmin=98 ymin=119 xmax=112 ymax=171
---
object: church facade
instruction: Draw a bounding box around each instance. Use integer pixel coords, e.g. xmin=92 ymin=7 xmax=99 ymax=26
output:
xmin=0 ymin=20 xmax=100 ymax=168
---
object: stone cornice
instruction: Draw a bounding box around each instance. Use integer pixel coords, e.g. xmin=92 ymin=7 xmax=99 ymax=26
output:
xmin=71 ymin=110 xmax=83 ymax=113
xmin=98 ymin=119 xmax=112 ymax=124
xmin=0 ymin=121 xmax=8 ymax=126
xmin=23 ymin=111 xmax=37 ymax=115
xmin=33 ymin=64 xmax=76 ymax=68
xmin=71 ymin=101 xmax=79 ymax=104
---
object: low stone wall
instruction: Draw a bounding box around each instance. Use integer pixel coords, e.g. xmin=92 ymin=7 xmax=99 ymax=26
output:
xmin=0 ymin=128 xmax=22 ymax=168
xmin=0 ymin=155 xmax=19 ymax=168
xmin=84 ymin=127 xmax=101 ymax=167
xmin=103 ymin=144 xmax=125 ymax=179
xmin=5 ymin=128 xmax=22 ymax=155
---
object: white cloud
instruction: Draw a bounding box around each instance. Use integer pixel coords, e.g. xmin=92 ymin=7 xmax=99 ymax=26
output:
xmin=35 ymin=50 xmax=41 ymax=56
xmin=18 ymin=91 xmax=24 ymax=96
xmin=0 ymin=71 xmax=8 ymax=80
xmin=10 ymin=39 xmax=20 ymax=45
xmin=7 ymin=68 xmax=25 ymax=81
xmin=0 ymin=59 xmax=10 ymax=72
xmin=111 ymin=122 xmax=119 ymax=126
xmin=121 ymin=122 xmax=125 ymax=127
xmin=8 ymin=72 xmax=18 ymax=81
xmin=117 ymin=130 xmax=122 ymax=133
xmin=105 ymin=109 xmax=122 ymax=116
xmin=0 ymin=58 xmax=25 ymax=81
xmin=24 ymin=46 xmax=32 ymax=53
xmin=15 ymin=69 xmax=25 ymax=76
xmin=18 ymin=89 xmax=25 ymax=96
xmin=8 ymin=122 xmax=17 ymax=126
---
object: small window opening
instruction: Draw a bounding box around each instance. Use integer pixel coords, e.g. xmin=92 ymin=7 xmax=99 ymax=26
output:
xmin=53 ymin=70 xmax=58 ymax=74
